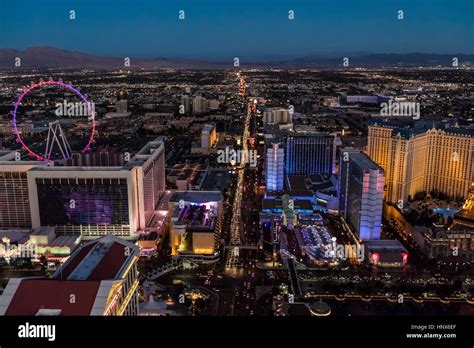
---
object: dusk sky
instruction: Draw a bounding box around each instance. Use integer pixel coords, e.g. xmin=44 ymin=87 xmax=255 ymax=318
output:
xmin=0 ymin=0 xmax=473 ymax=60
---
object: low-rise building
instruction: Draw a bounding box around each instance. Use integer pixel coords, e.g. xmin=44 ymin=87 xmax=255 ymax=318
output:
xmin=0 ymin=235 xmax=140 ymax=316
xmin=168 ymin=191 xmax=223 ymax=259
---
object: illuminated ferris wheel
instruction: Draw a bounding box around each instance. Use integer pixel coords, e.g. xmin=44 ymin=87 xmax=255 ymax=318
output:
xmin=11 ymin=79 xmax=96 ymax=162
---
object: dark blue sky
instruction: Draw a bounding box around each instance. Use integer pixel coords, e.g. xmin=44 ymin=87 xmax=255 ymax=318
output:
xmin=0 ymin=0 xmax=472 ymax=60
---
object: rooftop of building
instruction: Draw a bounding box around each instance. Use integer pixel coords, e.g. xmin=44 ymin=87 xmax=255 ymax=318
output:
xmin=264 ymin=138 xmax=285 ymax=148
xmin=2 ymin=278 xmax=101 ymax=316
xmin=202 ymin=123 xmax=216 ymax=132
xmin=262 ymin=198 xmax=313 ymax=213
xmin=201 ymin=169 xmax=230 ymax=192
xmin=25 ymin=137 xmax=164 ymax=172
xmin=0 ymin=150 xmax=15 ymax=159
xmin=168 ymin=164 xmax=208 ymax=187
xmin=263 ymin=124 xmax=292 ymax=137
xmin=170 ymin=163 xmax=208 ymax=171
xmin=170 ymin=191 xmax=222 ymax=204
xmin=363 ymin=239 xmax=407 ymax=253
xmin=287 ymin=131 xmax=334 ymax=138
xmin=125 ymin=136 xmax=165 ymax=167
xmin=45 ymin=235 xmax=80 ymax=249
xmin=348 ymin=151 xmax=384 ymax=172
xmin=0 ymin=236 xmax=138 ymax=316
xmin=0 ymin=158 xmax=49 ymax=166
xmin=53 ymin=234 xmax=139 ymax=281
xmin=308 ymin=174 xmax=335 ymax=187
xmin=174 ymin=202 xmax=218 ymax=232
xmin=266 ymin=189 xmax=314 ymax=198
xmin=29 ymin=165 xmax=129 ymax=172
xmin=370 ymin=118 xmax=474 ymax=138
xmin=287 ymin=174 xmax=337 ymax=195
xmin=286 ymin=175 xmax=308 ymax=191
xmin=30 ymin=226 xmax=56 ymax=236
xmin=264 ymin=106 xmax=290 ymax=112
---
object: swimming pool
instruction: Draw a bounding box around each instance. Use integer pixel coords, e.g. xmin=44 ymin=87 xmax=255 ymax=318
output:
xmin=432 ymin=207 xmax=459 ymax=217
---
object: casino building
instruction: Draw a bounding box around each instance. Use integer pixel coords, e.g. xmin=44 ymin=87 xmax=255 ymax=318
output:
xmin=368 ymin=120 xmax=473 ymax=204
xmin=0 ymin=235 xmax=140 ymax=316
xmin=26 ymin=138 xmax=165 ymax=239
xmin=0 ymin=151 xmax=48 ymax=229
xmin=339 ymin=149 xmax=385 ymax=240
xmin=285 ymin=132 xmax=336 ymax=176
xmin=168 ymin=191 xmax=223 ymax=259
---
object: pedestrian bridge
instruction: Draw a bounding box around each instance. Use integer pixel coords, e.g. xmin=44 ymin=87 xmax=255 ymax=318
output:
xmin=142 ymin=258 xmax=199 ymax=281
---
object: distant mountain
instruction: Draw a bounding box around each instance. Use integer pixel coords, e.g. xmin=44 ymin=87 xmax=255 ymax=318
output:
xmin=0 ymin=46 xmax=472 ymax=69
xmin=288 ymin=53 xmax=474 ymax=67
xmin=0 ymin=46 xmax=224 ymax=69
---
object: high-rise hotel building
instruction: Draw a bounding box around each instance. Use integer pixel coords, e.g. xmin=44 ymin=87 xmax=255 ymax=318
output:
xmin=264 ymin=135 xmax=285 ymax=191
xmin=368 ymin=120 xmax=473 ymax=204
xmin=339 ymin=149 xmax=385 ymax=240
xmin=263 ymin=107 xmax=292 ymax=126
xmin=286 ymin=132 xmax=336 ymax=176
xmin=26 ymin=138 xmax=165 ymax=239
xmin=0 ymin=151 xmax=49 ymax=229
xmin=132 ymin=138 xmax=166 ymax=226
xmin=201 ymin=123 xmax=218 ymax=150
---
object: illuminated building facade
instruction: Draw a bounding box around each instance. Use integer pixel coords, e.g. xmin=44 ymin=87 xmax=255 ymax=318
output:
xmin=30 ymin=173 xmax=132 ymax=236
xmin=168 ymin=191 xmax=223 ymax=258
xmin=0 ymin=235 xmax=140 ymax=316
xmin=364 ymin=239 xmax=408 ymax=267
xmin=368 ymin=121 xmax=474 ymax=204
xmin=201 ymin=123 xmax=218 ymax=150
xmin=265 ymin=142 xmax=285 ymax=191
xmin=0 ymin=154 xmax=48 ymax=229
xmin=133 ymin=138 xmax=167 ymax=226
xmin=339 ymin=149 xmax=385 ymax=240
xmin=411 ymin=185 xmax=474 ymax=259
xmin=26 ymin=138 xmax=165 ymax=239
xmin=181 ymin=95 xmax=192 ymax=114
xmin=193 ymin=96 xmax=208 ymax=115
xmin=286 ymin=133 xmax=336 ymax=176
xmin=263 ymin=107 xmax=292 ymax=125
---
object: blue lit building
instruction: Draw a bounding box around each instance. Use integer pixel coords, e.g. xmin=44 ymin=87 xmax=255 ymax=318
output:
xmin=339 ymin=149 xmax=384 ymax=240
xmin=265 ymin=141 xmax=285 ymax=191
xmin=285 ymin=133 xmax=336 ymax=176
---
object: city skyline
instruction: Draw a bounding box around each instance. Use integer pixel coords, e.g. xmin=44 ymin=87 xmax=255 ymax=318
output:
xmin=0 ymin=0 xmax=473 ymax=60
xmin=0 ymin=1 xmax=472 ymax=344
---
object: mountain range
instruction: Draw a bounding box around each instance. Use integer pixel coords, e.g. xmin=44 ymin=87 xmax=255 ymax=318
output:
xmin=0 ymin=47 xmax=473 ymax=69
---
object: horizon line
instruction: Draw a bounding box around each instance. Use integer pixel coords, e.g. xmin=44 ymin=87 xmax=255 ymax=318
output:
xmin=2 ymin=46 xmax=474 ymax=62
